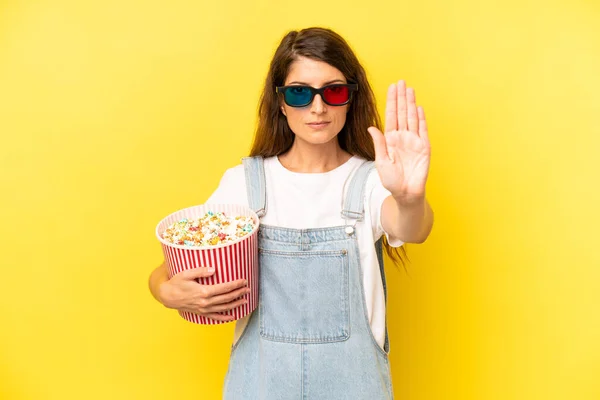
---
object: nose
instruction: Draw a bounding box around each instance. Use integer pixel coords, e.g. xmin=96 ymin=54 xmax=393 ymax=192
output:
xmin=310 ymin=94 xmax=327 ymax=114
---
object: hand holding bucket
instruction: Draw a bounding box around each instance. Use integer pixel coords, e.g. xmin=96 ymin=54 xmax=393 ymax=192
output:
xmin=156 ymin=204 xmax=259 ymax=324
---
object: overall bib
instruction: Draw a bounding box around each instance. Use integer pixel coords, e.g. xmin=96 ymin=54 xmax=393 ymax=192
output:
xmin=223 ymin=156 xmax=393 ymax=400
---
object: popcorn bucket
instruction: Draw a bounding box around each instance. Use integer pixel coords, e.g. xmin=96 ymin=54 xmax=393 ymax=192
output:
xmin=155 ymin=204 xmax=259 ymax=324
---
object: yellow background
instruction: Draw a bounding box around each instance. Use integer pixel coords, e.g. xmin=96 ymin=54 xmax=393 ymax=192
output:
xmin=1 ymin=0 xmax=599 ymax=399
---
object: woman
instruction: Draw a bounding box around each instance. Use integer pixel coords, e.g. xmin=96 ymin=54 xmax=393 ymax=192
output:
xmin=149 ymin=27 xmax=433 ymax=399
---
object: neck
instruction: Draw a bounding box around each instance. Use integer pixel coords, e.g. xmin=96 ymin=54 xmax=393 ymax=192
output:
xmin=278 ymin=138 xmax=352 ymax=173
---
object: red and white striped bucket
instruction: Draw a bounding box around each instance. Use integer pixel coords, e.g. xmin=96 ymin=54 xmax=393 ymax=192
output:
xmin=155 ymin=204 xmax=259 ymax=325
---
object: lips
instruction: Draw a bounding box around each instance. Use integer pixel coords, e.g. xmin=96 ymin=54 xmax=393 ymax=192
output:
xmin=306 ymin=121 xmax=331 ymax=131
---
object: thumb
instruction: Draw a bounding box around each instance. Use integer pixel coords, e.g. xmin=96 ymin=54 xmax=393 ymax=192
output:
xmin=368 ymin=127 xmax=388 ymax=162
xmin=180 ymin=266 xmax=215 ymax=280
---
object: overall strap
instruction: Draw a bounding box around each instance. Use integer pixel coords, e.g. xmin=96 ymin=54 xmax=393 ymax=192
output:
xmin=343 ymin=160 xmax=390 ymax=353
xmin=341 ymin=160 xmax=376 ymax=221
xmin=241 ymin=156 xmax=267 ymax=218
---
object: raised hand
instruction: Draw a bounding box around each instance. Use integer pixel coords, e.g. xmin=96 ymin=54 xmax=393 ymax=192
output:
xmin=368 ymin=80 xmax=431 ymax=205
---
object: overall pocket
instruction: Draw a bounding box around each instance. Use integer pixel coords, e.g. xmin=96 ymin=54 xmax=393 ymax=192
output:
xmin=258 ymin=248 xmax=349 ymax=343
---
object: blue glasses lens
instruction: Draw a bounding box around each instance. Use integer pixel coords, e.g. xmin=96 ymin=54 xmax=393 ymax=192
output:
xmin=285 ymin=87 xmax=313 ymax=106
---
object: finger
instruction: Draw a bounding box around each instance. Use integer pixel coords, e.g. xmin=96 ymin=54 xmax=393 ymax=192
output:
xmin=203 ymin=312 xmax=235 ymax=322
xmin=368 ymin=127 xmax=389 ymax=161
xmin=418 ymin=106 xmax=430 ymax=143
xmin=203 ymin=279 xmax=248 ymax=297
xmin=407 ymin=88 xmax=418 ymax=133
xmin=180 ymin=267 xmax=215 ymax=280
xmin=396 ymin=80 xmax=407 ymax=131
xmin=205 ymin=285 xmax=251 ymax=307
xmin=205 ymin=297 xmax=248 ymax=313
xmin=384 ymin=83 xmax=397 ymax=133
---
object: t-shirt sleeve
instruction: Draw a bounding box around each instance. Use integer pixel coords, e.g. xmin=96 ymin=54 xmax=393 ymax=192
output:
xmin=367 ymin=170 xmax=404 ymax=248
xmin=204 ymin=164 xmax=249 ymax=206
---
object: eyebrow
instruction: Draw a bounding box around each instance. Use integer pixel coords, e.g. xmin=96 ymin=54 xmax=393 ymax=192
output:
xmin=286 ymin=79 xmax=346 ymax=86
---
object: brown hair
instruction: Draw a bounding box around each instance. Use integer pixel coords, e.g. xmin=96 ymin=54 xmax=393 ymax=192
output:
xmin=249 ymin=27 xmax=409 ymax=270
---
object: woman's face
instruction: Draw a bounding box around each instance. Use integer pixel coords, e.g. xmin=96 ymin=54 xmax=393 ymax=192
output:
xmin=280 ymin=57 xmax=349 ymax=146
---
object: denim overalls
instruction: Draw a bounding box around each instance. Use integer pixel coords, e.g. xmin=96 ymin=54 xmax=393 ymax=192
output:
xmin=223 ymin=156 xmax=393 ymax=400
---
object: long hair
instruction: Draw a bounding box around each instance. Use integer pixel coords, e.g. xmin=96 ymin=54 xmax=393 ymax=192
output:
xmin=249 ymin=27 xmax=409 ymax=270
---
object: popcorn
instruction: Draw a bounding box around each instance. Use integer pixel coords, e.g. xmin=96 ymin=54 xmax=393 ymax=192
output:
xmin=161 ymin=211 xmax=255 ymax=247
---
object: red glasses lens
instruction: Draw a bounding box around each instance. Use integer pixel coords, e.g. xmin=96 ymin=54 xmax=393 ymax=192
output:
xmin=323 ymin=85 xmax=350 ymax=105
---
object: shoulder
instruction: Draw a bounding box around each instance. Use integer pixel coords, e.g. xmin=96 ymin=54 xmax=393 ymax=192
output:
xmin=341 ymin=155 xmax=370 ymax=181
xmin=346 ymin=156 xmax=379 ymax=193
xmin=205 ymin=163 xmax=247 ymax=205
xmin=261 ymin=156 xmax=278 ymax=172
xmin=212 ymin=162 xmax=247 ymax=190
xmin=365 ymin=165 xmax=381 ymax=190
xmin=221 ymin=163 xmax=246 ymax=182
xmin=361 ymin=162 xmax=391 ymax=215
xmin=350 ymin=155 xmax=369 ymax=165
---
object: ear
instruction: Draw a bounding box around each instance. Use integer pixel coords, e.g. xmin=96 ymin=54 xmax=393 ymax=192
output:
xmin=276 ymin=95 xmax=286 ymax=116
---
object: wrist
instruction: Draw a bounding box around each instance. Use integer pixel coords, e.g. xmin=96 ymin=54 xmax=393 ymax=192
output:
xmin=392 ymin=193 xmax=425 ymax=209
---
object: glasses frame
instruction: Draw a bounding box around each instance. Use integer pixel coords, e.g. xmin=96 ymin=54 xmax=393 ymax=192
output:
xmin=275 ymin=83 xmax=359 ymax=107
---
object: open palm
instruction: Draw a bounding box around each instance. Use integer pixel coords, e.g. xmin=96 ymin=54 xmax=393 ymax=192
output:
xmin=368 ymin=80 xmax=431 ymax=204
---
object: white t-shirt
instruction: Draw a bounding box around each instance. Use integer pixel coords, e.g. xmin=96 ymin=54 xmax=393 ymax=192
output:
xmin=205 ymin=155 xmax=403 ymax=350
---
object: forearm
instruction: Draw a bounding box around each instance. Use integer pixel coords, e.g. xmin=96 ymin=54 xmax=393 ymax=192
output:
xmin=382 ymin=195 xmax=433 ymax=244
xmin=148 ymin=262 xmax=169 ymax=304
